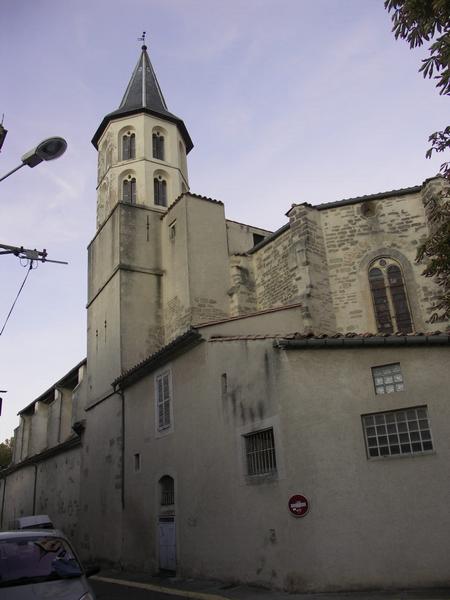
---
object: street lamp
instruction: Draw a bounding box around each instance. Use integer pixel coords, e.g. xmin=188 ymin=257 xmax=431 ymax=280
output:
xmin=0 ymin=137 xmax=67 ymax=182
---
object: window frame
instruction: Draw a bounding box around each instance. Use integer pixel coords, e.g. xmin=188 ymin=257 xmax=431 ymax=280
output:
xmin=362 ymin=406 xmax=434 ymax=460
xmin=159 ymin=475 xmax=175 ymax=506
xmin=122 ymin=132 xmax=136 ymax=161
xmin=152 ymin=132 xmax=165 ymax=161
xmin=154 ymin=369 xmax=173 ymax=436
xmin=368 ymin=257 xmax=413 ymax=334
xmin=372 ymin=363 xmax=405 ymax=395
xmin=243 ymin=427 xmax=277 ymax=477
xmin=154 ymin=177 xmax=167 ymax=207
xmin=122 ymin=177 xmax=136 ymax=203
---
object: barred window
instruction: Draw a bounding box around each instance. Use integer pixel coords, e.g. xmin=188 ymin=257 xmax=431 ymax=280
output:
xmin=156 ymin=371 xmax=171 ymax=431
xmin=363 ymin=407 xmax=433 ymax=459
xmin=244 ymin=428 xmax=277 ymax=476
xmin=160 ymin=475 xmax=174 ymax=506
xmin=372 ymin=363 xmax=404 ymax=395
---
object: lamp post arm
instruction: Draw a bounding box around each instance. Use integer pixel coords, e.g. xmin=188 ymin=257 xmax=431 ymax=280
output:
xmin=0 ymin=163 xmax=25 ymax=183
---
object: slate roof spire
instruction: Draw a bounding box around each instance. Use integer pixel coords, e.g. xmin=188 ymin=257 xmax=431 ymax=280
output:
xmin=92 ymin=42 xmax=193 ymax=153
xmin=118 ymin=43 xmax=169 ymax=114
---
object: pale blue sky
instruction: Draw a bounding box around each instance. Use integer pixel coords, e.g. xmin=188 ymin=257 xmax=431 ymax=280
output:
xmin=0 ymin=0 xmax=447 ymax=439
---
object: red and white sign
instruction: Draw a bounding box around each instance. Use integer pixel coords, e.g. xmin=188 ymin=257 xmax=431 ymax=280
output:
xmin=288 ymin=494 xmax=309 ymax=517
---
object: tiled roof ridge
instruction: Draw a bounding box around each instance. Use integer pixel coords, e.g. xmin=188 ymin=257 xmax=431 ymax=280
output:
xmin=310 ymin=184 xmax=422 ymax=211
xmin=208 ymin=330 xmax=449 ymax=342
xmin=294 ymin=330 xmax=449 ymax=339
xmin=18 ymin=358 xmax=87 ymax=415
xmin=162 ymin=191 xmax=223 ymax=218
xmin=113 ymin=328 xmax=202 ymax=387
xmin=225 ymin=218 xmax=273 ymax=233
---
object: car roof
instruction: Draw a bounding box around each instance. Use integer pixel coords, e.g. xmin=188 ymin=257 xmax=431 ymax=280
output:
xmin=0 ymin=529 xmax=65 ymax=540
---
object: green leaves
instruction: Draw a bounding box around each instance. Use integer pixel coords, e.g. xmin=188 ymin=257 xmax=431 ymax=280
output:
xmin=415 ymin=191 xmax=450 ymax=322
xmin=385 ymin=0 xmax=450 ymax=94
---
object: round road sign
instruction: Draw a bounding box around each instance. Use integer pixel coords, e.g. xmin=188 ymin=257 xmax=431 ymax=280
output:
xmin=288 ymin=494 xmax=309 ymax=517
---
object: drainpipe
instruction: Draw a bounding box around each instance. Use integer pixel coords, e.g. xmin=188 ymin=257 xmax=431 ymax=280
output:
xmin=32 ymin=463 xmax=38 ymax=515
xmin=115 ymin=386 xmax=125 ymax=510
xmin=0 ymin=476 xmax=6 ymax=528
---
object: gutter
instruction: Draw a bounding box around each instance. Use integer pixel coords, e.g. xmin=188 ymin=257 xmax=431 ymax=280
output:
xmin=274 ymin=334 xmax=450 ymax=350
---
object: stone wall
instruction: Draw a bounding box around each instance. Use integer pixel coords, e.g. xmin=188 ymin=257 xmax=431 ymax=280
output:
xmin=320 ymin=191 xmax=431 ymax=332
xmin=253 ymin=229 xmax=299 ymax=310
xmin=0 ymin=444 xmax=81 ymax=541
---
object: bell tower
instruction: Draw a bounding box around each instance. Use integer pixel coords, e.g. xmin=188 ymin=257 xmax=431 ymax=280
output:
xmin=92 ymin=41 xmax=193 ymax=229
xmin=87 ymin=41 xmax=194 ymax=401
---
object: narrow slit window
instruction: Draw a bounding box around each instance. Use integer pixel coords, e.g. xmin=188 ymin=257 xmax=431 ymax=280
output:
xmin=134 ymin=453 xmax=141 ymax=472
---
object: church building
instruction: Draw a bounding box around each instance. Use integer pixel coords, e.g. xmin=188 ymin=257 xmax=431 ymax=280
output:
xmin=1 ymin=43 xmax=450 ymax=592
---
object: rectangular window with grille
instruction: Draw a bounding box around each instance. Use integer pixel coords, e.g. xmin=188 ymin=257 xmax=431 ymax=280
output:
xmin=244 ymin=428 xmax=277 ymax=476
xmin=156 ymin=371 xmax=172 ymax=431
xmin=372 ymin=363 xmax=404 ymax=395
xmin=362 ymin=406 xmax=433 ymax=459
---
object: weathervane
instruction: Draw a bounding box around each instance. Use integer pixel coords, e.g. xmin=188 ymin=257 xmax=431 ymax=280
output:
xmin=138 ymin=31 xmax=147 ymax=47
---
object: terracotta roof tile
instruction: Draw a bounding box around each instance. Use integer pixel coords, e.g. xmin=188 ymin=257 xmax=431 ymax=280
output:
xmin=162 ymin=191 xmax=223 ymax=218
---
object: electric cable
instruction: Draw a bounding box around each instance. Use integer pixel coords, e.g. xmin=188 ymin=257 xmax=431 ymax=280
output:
xmin=0 ymin=261 xmax=34 ymax=337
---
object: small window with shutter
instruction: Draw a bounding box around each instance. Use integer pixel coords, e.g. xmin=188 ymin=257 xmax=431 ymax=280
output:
xmin=155 ymin=370 xmax=172 ymax=432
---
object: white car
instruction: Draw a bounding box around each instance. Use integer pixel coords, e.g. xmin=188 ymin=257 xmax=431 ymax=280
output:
xmin=0 ymin=529 xmax=98 ymax=599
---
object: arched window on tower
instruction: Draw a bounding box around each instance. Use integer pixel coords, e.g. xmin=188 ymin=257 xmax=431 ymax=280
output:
xmin=123 ymin=177 xmax=136 ymax=203
xmin=154 ymin=177 xmax=167 ymax=207
xmin=153 ymin=132 xmax=165 ymax=160
xmin=122 ymin=132 xmax=135 ymax=160
xmin=369 ymin=258 xmax=413 ymax=334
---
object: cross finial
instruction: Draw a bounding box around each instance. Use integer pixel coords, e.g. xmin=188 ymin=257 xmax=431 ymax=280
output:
xmin=138 ymin=31 xmax=147 ymax=49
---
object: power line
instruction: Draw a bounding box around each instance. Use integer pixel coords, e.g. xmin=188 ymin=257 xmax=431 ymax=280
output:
xmin=0 ymin=262 xmax=34 ymax=337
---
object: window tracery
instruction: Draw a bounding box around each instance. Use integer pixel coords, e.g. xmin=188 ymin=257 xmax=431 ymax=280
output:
xmin=122 ymin=132 xmax=135 ymax=160
xmin=368 ymin=258 xmax=413 ymax=333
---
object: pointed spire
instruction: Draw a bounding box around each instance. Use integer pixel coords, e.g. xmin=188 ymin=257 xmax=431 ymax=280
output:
xmin=118 ymin=44 xmax=169 ymax=115
xmin=92 ymin=42 xmax=193 ymax=153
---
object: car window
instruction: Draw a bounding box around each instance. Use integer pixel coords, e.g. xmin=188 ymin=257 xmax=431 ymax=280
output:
xmin=0 ymin=535 xmax=82 ymax=587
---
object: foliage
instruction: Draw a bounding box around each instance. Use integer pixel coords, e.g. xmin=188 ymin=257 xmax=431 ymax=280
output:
xmin=416 ymin=192 xmax=450 ymax=321
xmin=0 ymin=438 xmax=12 ymax=468
xmin=385 ymin=0 xmax=450 ymax=322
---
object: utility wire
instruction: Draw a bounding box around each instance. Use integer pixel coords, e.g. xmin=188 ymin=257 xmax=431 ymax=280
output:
xmin=0 ymin=262 xmax=34 ymax=337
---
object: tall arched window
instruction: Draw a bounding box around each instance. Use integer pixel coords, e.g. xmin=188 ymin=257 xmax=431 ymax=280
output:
xmin=123 ymin=177 xmax=136 ymax=203
xmin=159 ymin=475 xmax=174 ymax=506
xmin=153 ymin=133 xmax=165 ymax=160
xmin=154 ymin=177 xmax=167 ymax=206
xmin=122 ymin=133 xmax=135 ymax=160
xmin=369 ymin=258 xmax=413 ymax=333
